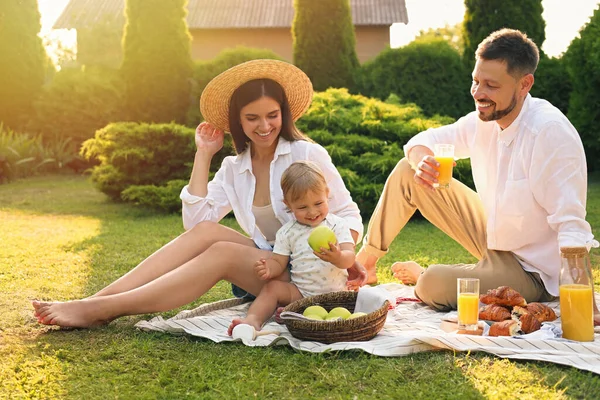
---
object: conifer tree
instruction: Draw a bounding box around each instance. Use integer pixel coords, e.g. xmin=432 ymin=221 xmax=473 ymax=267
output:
xmin=293 ymin=0 xmax=359 ymax=91
xmin=564 ymin=5 xmax=600 ymax=171
xmin=462 ymin=0 xmax=545 ymax=70
xmin=0 ymin=0 xmax=46 ymax=130
xmin=121 ymin=0 xmax=193 ymax=123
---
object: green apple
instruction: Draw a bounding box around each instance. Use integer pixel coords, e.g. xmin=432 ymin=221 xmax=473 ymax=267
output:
xmin=325 ymin=316 xmax=342 ymax=321
xmin=348 ymin=312 xmax=368 ymax=319
xmin=327 ymin=307 xmax=351 ymax=320
xmin=303 ymin=305 xmax=328 ymax=319
xmin=304 ymin=314 xmax=325 ymax=321
xmin=308 ymin=226 xmax=337 ymax=252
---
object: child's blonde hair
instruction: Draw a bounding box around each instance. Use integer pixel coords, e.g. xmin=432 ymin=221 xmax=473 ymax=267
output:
xmin=281 ymin=161 xmax=328 ymax=203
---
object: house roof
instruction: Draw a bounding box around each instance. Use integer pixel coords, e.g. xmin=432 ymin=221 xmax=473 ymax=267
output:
xmin=53 ymin=0 xmax=408 ymax=30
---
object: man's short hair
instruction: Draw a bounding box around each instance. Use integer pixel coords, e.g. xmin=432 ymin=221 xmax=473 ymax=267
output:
xmin=476 ymin=28 xmax=540 ymax=77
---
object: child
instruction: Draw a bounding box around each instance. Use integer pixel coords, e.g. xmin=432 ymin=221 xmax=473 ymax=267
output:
xmin=228 ymin=160 xmax=356 ymax=334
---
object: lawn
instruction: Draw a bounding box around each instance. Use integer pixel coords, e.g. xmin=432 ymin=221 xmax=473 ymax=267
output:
xmin=1 ymin=174 xmax=599 ymax=399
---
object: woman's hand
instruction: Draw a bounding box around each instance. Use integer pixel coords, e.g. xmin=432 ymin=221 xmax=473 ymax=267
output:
xmin=346 ymin=261 xmax=368 ymax=291
xmin=195 ymin=122 xmax=224 ymax=156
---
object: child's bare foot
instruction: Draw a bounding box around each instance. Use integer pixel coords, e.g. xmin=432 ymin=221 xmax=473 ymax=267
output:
xmin=391 ymin=261 xmax=425 ymax=285
xmin=32 ymin=300 xmax=110 ymax=328
xmin=356 ymin=250 xmax=378 ymax=284
xmin=228 ymin=316 xmax=261 ymax=336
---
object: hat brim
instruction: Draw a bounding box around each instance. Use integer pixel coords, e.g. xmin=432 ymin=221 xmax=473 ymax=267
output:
xmin=200 ymin=59 xmax=313 ymax=133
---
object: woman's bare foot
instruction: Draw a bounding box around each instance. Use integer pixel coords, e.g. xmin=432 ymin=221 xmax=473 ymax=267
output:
xmin=391 ymin=261 xmax=425 ymax=285
xmin=32 ymin=300 xmax=110 ymax=328
xmin=356 ymin=250 xmax=378 ymax=285
xmin=227 ymin=316 xmax=261 ymax=336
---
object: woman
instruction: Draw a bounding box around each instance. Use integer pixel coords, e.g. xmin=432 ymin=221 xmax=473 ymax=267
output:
xmin=33 ymin=59 xmax=366 ymax=328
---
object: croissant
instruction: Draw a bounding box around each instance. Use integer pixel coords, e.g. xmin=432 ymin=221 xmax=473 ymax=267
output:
xmin=480 ymin=286 xmax=527 ymax=307
xmin=479 ymin=304 xmax=511 ymax=321
xmin=519 ymin=313 xmax=542 ymax=334
xmin=520 ymin=302 xmax=557 ymax=322
xmin=488 ymin=319 xmax=521 ymax=337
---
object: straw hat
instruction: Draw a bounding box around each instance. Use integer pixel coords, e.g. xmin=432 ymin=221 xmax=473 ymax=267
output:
xmin=200 ymin=59 xmax=313 ymax=132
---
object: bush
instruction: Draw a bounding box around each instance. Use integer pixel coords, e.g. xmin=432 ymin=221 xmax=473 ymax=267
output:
xmin=564 ymin=5 xmax=600 ymax=171
xmin=0 ymin=124 xmax=80 ymax=182
xmin=530 ymin=55 xmax=571 ymax=115
xmin=32 ymin=66 xmax=125 ymax=145
xmin=354 ymin=40 xmax=472 ymax=119
xmin=297 ymin=89 xmax=465 ymax=218
xmin=81 ymin=122 xmax=234 ymax=200
xmin=187 ymin=47 xmax=282 ymax=126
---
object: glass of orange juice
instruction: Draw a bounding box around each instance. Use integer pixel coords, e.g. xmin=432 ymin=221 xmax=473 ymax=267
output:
xmin=457 ymin=278 xmax=480 ymax=331
xmin=434 ymin=144 xmax=454 ymax=189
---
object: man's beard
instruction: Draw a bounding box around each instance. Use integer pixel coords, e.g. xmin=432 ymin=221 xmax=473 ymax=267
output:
xmin=477 ymin=93 xmax=517 ymax=122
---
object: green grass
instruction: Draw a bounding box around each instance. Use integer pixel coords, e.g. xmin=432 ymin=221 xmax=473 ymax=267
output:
xmin=1 ymin=174 xmax=599 ymax=399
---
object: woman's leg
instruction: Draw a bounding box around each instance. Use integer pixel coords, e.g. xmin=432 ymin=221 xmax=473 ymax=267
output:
xmin=92 ymin=221 xmax=255 ymax=297
xmin=32 ymin=241 xmax=283 ymax=328
xmin=228 ymin=281 xmax=302 ymax=334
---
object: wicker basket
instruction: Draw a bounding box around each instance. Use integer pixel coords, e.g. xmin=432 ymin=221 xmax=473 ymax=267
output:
xmin=282 ymin=291 xmax=389 ymax=344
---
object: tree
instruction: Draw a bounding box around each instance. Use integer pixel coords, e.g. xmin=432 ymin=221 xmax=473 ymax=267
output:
xmin=462 ymin=0 xmax=545 ymax=70
xmin=121 ymin=0 xmax=193 ymax=123
xmin=293 ymin=0 xmax=359 ymax=91
xmin=563 ymin=5 xmax=600 ymax=171
xmin=0 ymin=0 xmax=47 ymax=130
xmin=414 ymin=23 xmax=464 ymax=54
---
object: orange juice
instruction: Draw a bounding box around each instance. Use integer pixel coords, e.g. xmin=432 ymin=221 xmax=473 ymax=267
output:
xmin=458 ymin=293 xmax=479 ymax=327
xmin=559 ymin=284 xmax=594 ymax=342
xmin=434 ymin=156 xmax=454 ymax=188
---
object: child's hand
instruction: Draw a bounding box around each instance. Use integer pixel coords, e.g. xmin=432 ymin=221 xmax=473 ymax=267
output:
xmin=314 ymin=242 xmax=342 ymax=265
xmin=254 ymin=258 xmax=271 ymax=280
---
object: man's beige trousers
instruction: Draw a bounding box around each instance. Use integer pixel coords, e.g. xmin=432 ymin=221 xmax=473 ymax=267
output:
xmin=362 ymin=158 xmax=554 ymax=311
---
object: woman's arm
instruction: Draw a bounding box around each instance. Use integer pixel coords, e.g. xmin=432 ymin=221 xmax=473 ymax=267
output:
xmin=181 ymin=123 xmax=233 ymax=229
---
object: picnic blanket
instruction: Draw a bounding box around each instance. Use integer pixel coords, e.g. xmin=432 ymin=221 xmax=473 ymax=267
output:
xmin=135 ymin=283 xmax=600 ymax=375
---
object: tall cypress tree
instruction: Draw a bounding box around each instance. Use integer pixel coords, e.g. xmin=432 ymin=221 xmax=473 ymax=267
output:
xmin=293 ymin=0 xmax=359 ymax=91
xmin=0 ymin=0 xmax=46 ymax=130
xmin=121 ymin=0 xmax=193 ymax=123
xmin=564 ymin=5 xmax=600 ymax=171
xmin=462 ymin=0 xmax=545 ymax=70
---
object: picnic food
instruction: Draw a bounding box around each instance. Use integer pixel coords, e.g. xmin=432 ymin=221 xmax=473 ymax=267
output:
xmin=511 ymin=303 xmax=557 ymax=323
xmin=475 ymin=286 xmax=557 ymax=336
xmin=518 ymin=313 xmax=542 ymax=334
xmin=303 ymin=305 xmax=328 ymax=319
xmin=480 ymin=286 xmax=527 ymax=307
xmin=327 ymin=307 xmax=351 ymax=320
xmin=489 ymin=319 xmax=521 ymax=337
xmin=478 ymin=304 xmax=511 ymax=322
xmin=308 ymin=226 xmax=337 ymax=252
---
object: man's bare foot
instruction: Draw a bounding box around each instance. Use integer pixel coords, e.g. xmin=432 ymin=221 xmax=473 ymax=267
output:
xmin=391 ymin=261 xmax=425 ymax=285
xmin=356 ymin=250 xmax=378 ymax=285
xmin=227 ymin=316 xmax=261 ymax=336
xmin=32 ymin=300 xmax=110 ymax=328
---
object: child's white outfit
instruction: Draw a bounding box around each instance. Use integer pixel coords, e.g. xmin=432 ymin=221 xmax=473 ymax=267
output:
xmin=272 ymin=214 xmax=354 ymax=297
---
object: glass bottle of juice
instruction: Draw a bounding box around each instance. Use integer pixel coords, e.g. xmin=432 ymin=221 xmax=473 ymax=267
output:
xmin=559 ymin=246 xmax=595 ymax=342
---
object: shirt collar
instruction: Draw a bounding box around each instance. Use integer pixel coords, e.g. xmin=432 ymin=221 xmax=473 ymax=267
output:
xmin=235 ymin=137 xmax=292 ymax=174
xmin=498 ymin=94 xmax=531 ymax=146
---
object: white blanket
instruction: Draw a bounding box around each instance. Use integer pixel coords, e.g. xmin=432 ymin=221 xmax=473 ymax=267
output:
xmin=135 ymin=283 xmax=600 ymax=375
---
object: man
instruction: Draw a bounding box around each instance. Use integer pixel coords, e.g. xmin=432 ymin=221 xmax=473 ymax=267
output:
xmin=356 ymin=28 xmax=599 ymax=320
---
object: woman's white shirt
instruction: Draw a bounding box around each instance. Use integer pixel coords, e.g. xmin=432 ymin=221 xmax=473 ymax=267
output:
xmin=180 ymin=138 xmax=363 ymax=250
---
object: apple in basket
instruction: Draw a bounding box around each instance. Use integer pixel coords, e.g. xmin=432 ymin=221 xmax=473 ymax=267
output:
xmin=308 ymin=226 xmax=337 ymax=252
xmin=303 ymin=305 xmax=328 ymax=320
xmin=327 ymin=307 xmax=351 ymax=320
